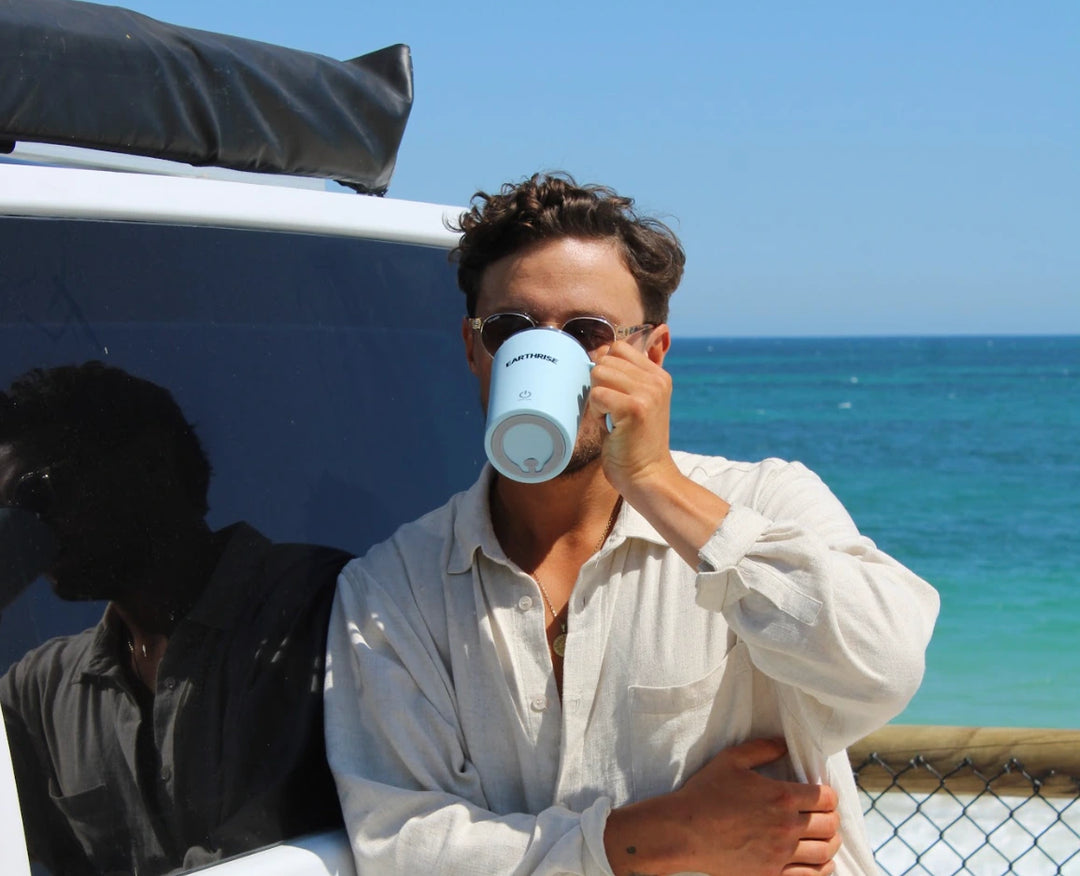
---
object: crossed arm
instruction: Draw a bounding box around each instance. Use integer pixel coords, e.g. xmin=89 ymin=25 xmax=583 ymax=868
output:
xmin=603 ymin=737 xmax=841 ymax=876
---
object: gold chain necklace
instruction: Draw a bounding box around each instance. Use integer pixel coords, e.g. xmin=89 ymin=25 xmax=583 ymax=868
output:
xmin=533 ymin=496 xmax=623 ymax=658
xmin=127 ymin=638 xmax=149 ymax=687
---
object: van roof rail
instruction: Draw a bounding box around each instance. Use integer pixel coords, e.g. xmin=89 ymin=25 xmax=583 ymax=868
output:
xmin=0 ymin=142 xmax=330 ymax=191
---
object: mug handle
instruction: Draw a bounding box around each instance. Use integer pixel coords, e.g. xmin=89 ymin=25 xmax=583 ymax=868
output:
xmin=588 ymin=362 xmax=615 ymax=432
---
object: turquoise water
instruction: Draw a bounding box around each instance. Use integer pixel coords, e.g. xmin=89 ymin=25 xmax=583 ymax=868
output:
xmin=666 ymin=336 xmax=1079 ymax=729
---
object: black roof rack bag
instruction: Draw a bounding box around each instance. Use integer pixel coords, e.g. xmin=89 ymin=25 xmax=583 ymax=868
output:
xmin=0 ymin=0 xmax=413 ymax=193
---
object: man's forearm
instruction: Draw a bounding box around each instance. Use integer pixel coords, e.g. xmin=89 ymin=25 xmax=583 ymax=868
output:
xmin=619 ymin=462 xmax=731 ymax=570
xmin=604 ymin=796 xmax=693 ymax=876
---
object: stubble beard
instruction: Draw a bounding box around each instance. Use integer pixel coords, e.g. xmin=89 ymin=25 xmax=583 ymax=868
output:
xmin=558 ymin=424 xmax=605 ymax=479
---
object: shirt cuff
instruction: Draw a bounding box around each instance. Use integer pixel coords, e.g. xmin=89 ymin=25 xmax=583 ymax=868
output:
xmin=694 ymin=504 xmax=824 ymax=624
xmin=698 ymin=504 xmax=771 ymax=572
xmin=580 ymin=796 xmax=616 ymax=876
xmin=694 ymin=504 xmax=770 ymax=613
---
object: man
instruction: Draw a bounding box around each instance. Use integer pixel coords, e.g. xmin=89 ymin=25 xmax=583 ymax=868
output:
xmin=325 ymin=173 xmax=939 ymax=875
xmin=0 ymin=362 xmax=351 ymax=875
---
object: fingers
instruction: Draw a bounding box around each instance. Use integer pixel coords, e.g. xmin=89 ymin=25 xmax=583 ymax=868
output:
xmin=591 ymin=339 xmax=668 ymax=389
xmin=782 ymin=862 xmax=836 ymax=876
xmin=782 ymin=833 xmax=843 ymax=875
xmin=801 ymin=809 xmax=841 ymax=840
xmin=809 ymin=781 xmax=840 ymax=814
xmin=790 ymin=780 xmax=838 ymax=816
xmin=709 ymin=737 xmax=839 ymax=826
xmin=701 ymin=737 xmax=838 ymax=815
xmin=784 ymin=797 xmax=842 ymax=876
xmin=588 ymin=339 xmax=670 ymax=425
xmin=587 ymin=341 xmax=675 ymax=493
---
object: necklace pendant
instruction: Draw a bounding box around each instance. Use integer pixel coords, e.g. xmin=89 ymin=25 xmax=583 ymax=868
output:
xmin=552 ymin=632 xmax=567 ymax=657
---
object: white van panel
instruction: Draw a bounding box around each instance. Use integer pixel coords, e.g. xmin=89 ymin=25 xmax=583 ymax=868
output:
xmin=191 ymin=831 xmax=356 ymax=876
xmin=0 ymin=164 xmax=462 ymax=247
xmin=0 ymin=716 xmax=31 ymax=876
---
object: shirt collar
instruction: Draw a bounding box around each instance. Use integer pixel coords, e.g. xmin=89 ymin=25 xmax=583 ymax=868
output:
xmin=184 ymin=522 xmax=273 ymax=630
xmin=615 ymin=496 xmax=668 ymax=546
xmin=77 ymin=604 xmax=129 ymax=681
xmin=447 ymin=464 xmax=502 ymax=574
xmin=445 ymin=465 xmax=669 ymax=576
xmin=74 ymin=522 xmax=272 ymax=682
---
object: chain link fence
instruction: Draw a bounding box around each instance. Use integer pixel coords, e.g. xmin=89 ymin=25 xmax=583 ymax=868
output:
xmin=849 ymin=726 xmax=1080 ymax=875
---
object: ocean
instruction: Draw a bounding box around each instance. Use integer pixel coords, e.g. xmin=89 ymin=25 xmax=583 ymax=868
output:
xmin=665 ymin=335 xmax=1079 ymax=730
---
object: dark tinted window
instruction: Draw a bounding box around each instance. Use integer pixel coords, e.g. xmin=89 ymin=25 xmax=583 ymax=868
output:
xmin=0 ymin=216 xmax=484 ymax=873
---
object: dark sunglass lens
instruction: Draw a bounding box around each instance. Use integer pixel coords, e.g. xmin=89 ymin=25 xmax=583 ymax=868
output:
xmin=12 ymin=470 xmax=52 ymax=516
xmin=564 ymin=318 xmax=616 ymax=352
xmin=481 ymin=314 xmax=534 ymax=355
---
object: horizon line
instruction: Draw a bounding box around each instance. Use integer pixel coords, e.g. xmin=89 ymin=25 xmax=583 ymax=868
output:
xmin=670 ymin=331 xmax=1080 ymax=341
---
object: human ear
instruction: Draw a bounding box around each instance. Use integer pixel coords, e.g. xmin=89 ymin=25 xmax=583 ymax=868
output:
xmin=647 ymin=324 xmax=672 ymax=366
xmin=462 ymin=317 xmax=481 ymax=376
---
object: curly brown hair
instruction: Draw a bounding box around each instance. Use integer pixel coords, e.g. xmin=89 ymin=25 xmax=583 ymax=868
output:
xmin=450 ymin=172 xmax=685 ymax=323
xmin=0 ymin=361 xmax=212 ymax=516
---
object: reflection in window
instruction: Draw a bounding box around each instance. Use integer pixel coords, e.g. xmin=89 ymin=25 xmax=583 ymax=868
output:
xmin=0 ymin=219 xmax=482 ymax=873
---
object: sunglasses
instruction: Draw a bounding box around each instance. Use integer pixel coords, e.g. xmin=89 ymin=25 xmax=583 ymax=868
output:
xmin=7 ymin=466 xmax=56 ymax=517
xmin=468 ymin=312 xmax=655 ymax=358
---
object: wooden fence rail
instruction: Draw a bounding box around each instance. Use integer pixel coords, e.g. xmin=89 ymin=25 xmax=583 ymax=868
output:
xmin=849 ymin=725 xmax=1080 ymax=797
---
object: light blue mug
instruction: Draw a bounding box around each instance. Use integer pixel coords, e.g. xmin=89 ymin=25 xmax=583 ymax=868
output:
xmin=484 ymin=328 xmax=593 ymax=482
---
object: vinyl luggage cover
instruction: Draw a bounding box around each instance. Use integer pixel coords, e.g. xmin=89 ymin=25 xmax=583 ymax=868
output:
xmin=0 ymin=0 xmax=413 ymax=193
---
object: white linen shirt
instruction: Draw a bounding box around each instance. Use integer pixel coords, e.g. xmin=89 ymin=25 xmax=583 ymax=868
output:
xmin=325 ymin=451 xmax=939 ymax=875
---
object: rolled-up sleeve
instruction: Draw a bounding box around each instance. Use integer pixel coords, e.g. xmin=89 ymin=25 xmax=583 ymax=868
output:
xmin=694 ymin=460 xmax=940 ymax=751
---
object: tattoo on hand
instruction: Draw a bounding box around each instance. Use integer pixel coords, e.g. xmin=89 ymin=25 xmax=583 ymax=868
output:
xmin=625 ymin=846 xmax=658 ymax=876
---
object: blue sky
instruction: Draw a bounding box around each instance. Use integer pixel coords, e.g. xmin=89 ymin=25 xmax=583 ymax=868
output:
xmin=113 ymin=1 xmax=1077 ymax=337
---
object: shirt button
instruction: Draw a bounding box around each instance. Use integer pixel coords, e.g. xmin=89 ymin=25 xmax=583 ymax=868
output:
xmin=530 ymin=695 xmax=548 ymax=712
xmin=160 ymin=766 xmax=172 ymax=782
xmin=517 ymin=595 xmax=534 ymax=611
xmin=163 ymin=677 xmax=176 ymax=691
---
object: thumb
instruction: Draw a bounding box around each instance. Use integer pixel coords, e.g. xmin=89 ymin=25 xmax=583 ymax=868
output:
xmin=722 ymin=737 xmax=789 ymax=771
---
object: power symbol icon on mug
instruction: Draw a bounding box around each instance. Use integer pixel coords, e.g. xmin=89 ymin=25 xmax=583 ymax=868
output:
xmin=518 ymin=390 xmax=532 ymax=399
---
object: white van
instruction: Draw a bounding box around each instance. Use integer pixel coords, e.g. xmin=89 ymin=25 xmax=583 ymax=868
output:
xmin=0 ymin=2 xmax=481 ymax=873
